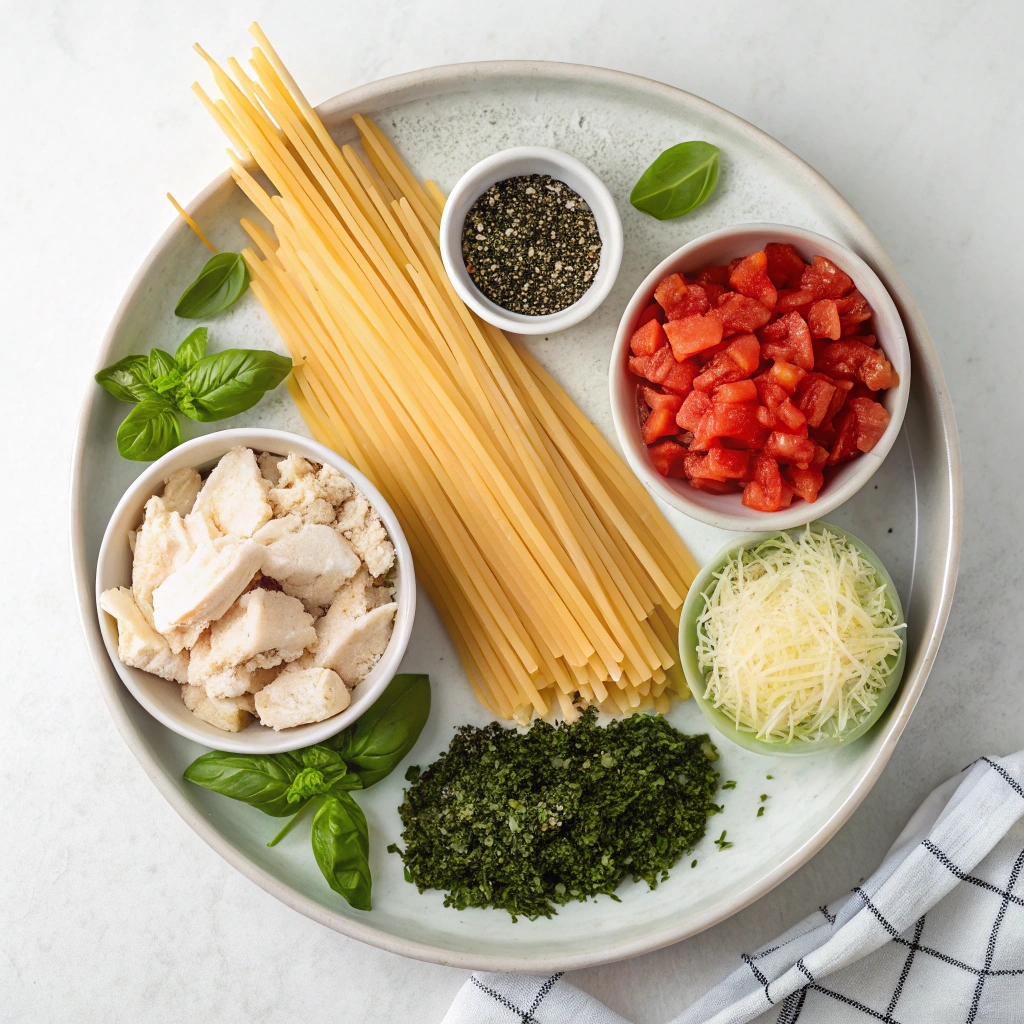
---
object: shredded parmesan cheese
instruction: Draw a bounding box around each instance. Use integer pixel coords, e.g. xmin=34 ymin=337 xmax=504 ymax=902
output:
xmin=695 ymin=526 xmax=903 ymax=743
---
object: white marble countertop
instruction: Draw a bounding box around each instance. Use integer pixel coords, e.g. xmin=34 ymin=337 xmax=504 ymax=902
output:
xmin=4 ymin=2 xmax=1023 ymax=1020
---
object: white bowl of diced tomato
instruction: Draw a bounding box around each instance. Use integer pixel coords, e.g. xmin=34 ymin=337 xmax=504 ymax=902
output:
xmin=608 ymin=224 xmax=910 ymax=531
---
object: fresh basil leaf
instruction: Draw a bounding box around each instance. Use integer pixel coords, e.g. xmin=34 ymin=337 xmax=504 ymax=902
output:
xmin=311 ymin=794 xmax=372 ymax=910
xmin=183 ymin=751 xmax=306 ymax=817
xmin=175 ymin=252 xmax=250 ymax=319
xmin=95 ymin=355 xmax=155 ymax=403
xmin=629 ymin=142 xmax=720 ymax=221
xmin=286 ymin=767 xmax=329 ymax=805
xmin=300 ymin=745 xmax=346 ymax=770
xmin=326 ymin=770 xmax=363 ymax=795
xmin=115 ymin=398 xmax=182 ymax=462
xmin=328 ymin=674 xmax=431 ymax=787
xmin=150 ymin=348 xmax=177 ymax=378
xmin=174 ymin=327 xmax=208 ymax=370
xmin=178 ymin=349 xmax=292 ymax=422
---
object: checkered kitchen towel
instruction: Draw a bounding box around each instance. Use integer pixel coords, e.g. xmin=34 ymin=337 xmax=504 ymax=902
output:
xmin=443 ymin=752 xmax=1024 ymax=1024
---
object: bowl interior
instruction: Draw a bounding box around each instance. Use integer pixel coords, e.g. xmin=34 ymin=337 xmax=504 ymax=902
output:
xmin=609 ymin=224 xmax=911 ymax=532
xmin=439 ymin=147 xmax=623 ymax=333
xmin=94 ymin=427 xmax=415 ymax=754
xmin=678 ymin=521 xmax=908 ymax=755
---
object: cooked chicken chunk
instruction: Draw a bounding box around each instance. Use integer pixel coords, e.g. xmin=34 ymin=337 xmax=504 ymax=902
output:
xmin=254 ymin=515 xmax=361 ymax=611
xmin=255 ymin=664 xmax=351 ymax=730
xmin=161 ymin=467 xmax=202 ymax=517
xmin=192 ymin=446 xmax=272 ymax=538
xmin=100 ymin=587 xmax=190 ymax=684
xmin=180 ymin=683 xmax=252 ymax=732
xmin=151 ymin=537 xmax=263 ymax=652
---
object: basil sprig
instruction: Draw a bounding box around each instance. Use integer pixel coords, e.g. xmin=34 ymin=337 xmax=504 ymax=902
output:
xmin=95 ymin=327 xmax=292 ymax=461
xmin=175 ymin=252 xmax=250 ymax=319
xmin=328 ymin=672 xmax=433 ymax=787
xmin=629 ymin=141 xmax=721 ymax=220
xmin=183 ymin=674 xmax=431 ymax=911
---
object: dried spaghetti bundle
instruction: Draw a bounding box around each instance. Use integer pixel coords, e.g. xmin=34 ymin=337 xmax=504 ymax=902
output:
xmin=192 ymin=25 xmax=699 ymax=721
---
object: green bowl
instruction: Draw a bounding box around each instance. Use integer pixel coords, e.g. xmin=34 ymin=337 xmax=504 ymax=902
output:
xmin=678 ymin=520 xmax=907 ymax=756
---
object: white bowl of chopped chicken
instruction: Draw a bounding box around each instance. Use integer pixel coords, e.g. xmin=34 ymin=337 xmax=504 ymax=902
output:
xmin=94 ymin=429 xmax=415 ymax=753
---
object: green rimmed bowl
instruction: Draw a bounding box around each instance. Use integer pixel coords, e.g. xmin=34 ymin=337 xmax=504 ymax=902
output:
xmin=678 ymin=520 xmax=907 ymax=756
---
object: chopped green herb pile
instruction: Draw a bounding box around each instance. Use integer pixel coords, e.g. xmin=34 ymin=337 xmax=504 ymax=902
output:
xmin=391 ymin=708 xmax=720 ymax=920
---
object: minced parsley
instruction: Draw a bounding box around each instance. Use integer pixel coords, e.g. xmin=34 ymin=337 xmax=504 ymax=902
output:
xmin=391 ymin=709 xmax=719 ymax=920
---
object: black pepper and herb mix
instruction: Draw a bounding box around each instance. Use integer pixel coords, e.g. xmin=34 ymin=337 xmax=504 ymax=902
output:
xmin=389 ymin=709 xmax=720 ymax=921
xmin=461 ymin=174 xmax=601 ymax=315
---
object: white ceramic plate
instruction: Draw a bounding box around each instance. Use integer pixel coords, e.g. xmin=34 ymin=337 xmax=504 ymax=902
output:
xmin=70 ymin=62 xmax=961 ymax=972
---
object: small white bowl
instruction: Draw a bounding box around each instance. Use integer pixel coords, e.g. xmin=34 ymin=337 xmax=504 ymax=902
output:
xmin=608 ymin=224 xmax=911 ymax=532
xmin=439 ymin=146 xmax=623 ymax=335
xmin=94 ymin=428 xmax=416 ymax=754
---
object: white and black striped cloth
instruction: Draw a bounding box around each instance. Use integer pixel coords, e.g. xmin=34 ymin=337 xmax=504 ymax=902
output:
xmin=443 ymin=752 xmax=1024 ymax=1024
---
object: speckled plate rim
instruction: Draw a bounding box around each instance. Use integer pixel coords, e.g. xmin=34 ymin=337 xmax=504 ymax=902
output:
xmin=69 ymin=60 xmax=962 ymax=972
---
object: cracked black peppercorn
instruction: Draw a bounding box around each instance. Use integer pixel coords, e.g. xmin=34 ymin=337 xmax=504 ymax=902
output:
xmin=389 ymin=708 xmax=720 ymax=920
xmin=461 ymin=174 xmax=602 ymax=315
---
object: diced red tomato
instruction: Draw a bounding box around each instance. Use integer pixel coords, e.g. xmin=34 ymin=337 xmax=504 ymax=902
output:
xmin=693 ymin=333 xmax=760 ymax=391
xmin=693 ymin=402 xmax=768 ymax=450
xmin=642 ymin=406 xmax=681 ymax=444
xmin=684 ymin=448 xmax=751 ymax=482
xmin=776 ymin=399 xmax=807 ymax=433
xmin=707 ymin=447 xmax=750 ymax=480
xmin=742 ymin=455 xmax=784 ymax=511
xmin=661 ymin=357 xmax=700 ymax=397
xmin=800 ymin=255 xmax=853 ymax=300
xmin=726 ymin=333 xmax=761 ymax=374
xmin=630 ymin=319 xmax=667 ymax=357
xmin=697 ymin=265 xmax=731 ymax=287
xmin=828 ymin=409 xmax=859 ymax=465
xmin=653 ymin=273 xmax=690 ymax=319
xmin=835 ymin=290 xmax=873 ymax=334
xmin=729 ymin=250 xmax=777 ymax=310
xmin=785 ymin=466 xmax=824 ymax=503
xmin=657 ymin=282 xmax=710 ymax=319
xmin=647 ymin=439 xmax=689 ymax=477
xmin=639 ymin=385 xmax=683 ymax=413
xmin=676 ymin=389 xmax=713 ymax=432
xmin=755 ymin=376 xmax=788 ymax=410
xmin=709 ymin=293 xmax=773 ymax=333
xmin=759 ymin=311 xmax=814 ymax=370
xmin=689 ymin=477 xmax=741 ymax=494
xmin=673 ymin=283 xmax=710 ymax=319
xmin=664 ymin=315 xmax=724 ymax=360
xmin=808 ymin=299 xmax=841 ymax=340
xmin=636 ymin=303 xmax=663 ymax=329
xmin=794 ymin=373 xmax=837 ymax=428
xmin=629 ymin=346 xmax=672 ymax=384
xmin=764 ymin=430 xmax=816 ymax=466
xmin=635 ymin=246 xmax=894 ymax=511
xmin=816 ymin=340 xmax=899 ymax=391
xmin=767 ymin=358 xmax=806 ymax=394
xmin=714 ymin=379 xmax=758 ymax=404
xmin=702 ymin=282 xmax=726 ymax=307
xmin=829 ymin=397 xmax=890 ymax=465
xmin=775 ymin=288 xmax=815 ymax=315
xmin=764 ymin=243 xmax=807 ymax=289
xmin=825 ymin=378 xmax=854 ymax=424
